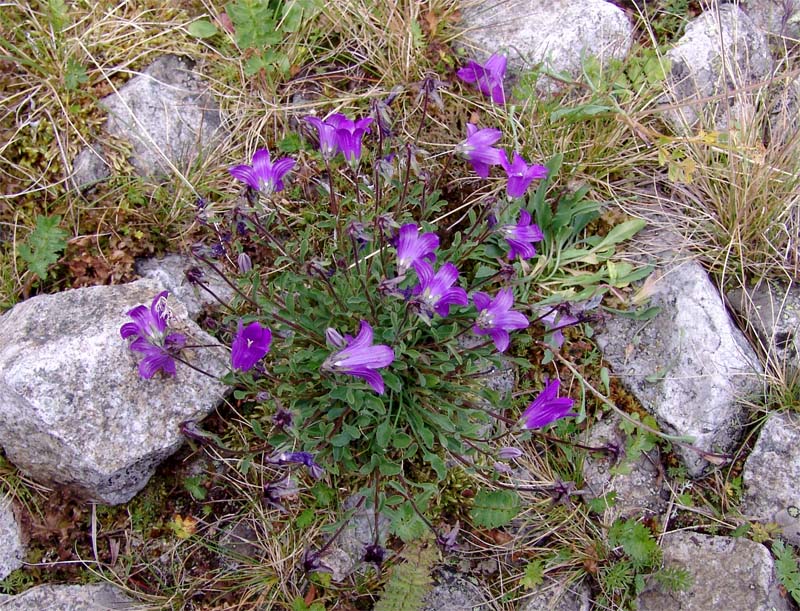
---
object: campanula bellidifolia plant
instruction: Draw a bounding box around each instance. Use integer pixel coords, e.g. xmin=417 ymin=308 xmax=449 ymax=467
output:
xmin=122 ymin=54 xmax=637 ymax=563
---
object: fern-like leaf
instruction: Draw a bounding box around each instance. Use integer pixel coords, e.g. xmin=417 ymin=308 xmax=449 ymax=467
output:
xmin=373 ymin=537 xmax=437 ymax=611
xmin=18 ymin=215 xmax=68 ymax=279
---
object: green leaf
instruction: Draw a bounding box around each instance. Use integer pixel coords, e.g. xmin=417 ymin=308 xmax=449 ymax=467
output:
xmin=424 ymin=453 xmax=446 ymax=481
xmin=389 ymin=502 xmax=428 ymax=542
xmin=774 ymin=540 xmax=800 ymax=605
xmin=608 ymin=519 xmax=660 ymax=570
xmin=183 ymin=475 xmax=207 ymax=501
xmin=550 ymin=103 xmax=616 ymax=124
xmin=64 ymin=58 xmax=88 ymax=91
xmin=18 ymin=215 xmax=68 ymax=279
xmin=469 ymin=489 xmax=520 ymax=528
xmin=520 ymin=559 xmax=545 ymax=589
xmin=188 ymin=19 xmax=219 ymax=38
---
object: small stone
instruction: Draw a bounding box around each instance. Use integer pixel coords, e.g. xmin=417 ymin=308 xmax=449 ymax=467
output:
xmin=323 ymin=495 xmax=389 ymax=582
xmin=661 ymin=5 xmax=772 ymax=132
xmin=0 ymin=279 xmax=228 ymax=504
xmin=519 ymin=578 xmax=591 ymax=611
xmin=0 ymin=583 xmax=139 ymax=610
xmin=70 ymin=146 xmax=111 ymax=191
xmin=728 ymin=282 xmax=800 ymax=377
xmin=422 ymin=569 xmax=490 ymax=611
xmin=636 ymin=532 xmax=791 ymax=611
xmin=458 ymin=0 xmax=633 ymax=95
xmin=0 ymin=497 xmax=24 ymax=580
xmin=583 ymin=414 xmax=668 ymax=524
xmin=742 ymin=411 xmax=800 ymax=546
xmin=596 ymin=261 xmax=763 ymax=476
xmin=98 ymin=54 xmax=222 ymax=179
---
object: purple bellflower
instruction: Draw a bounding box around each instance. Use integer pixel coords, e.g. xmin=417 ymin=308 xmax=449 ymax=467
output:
xmin=394 ymin=223 xmax=439 ymax=274
xmin=231 ymin=320 xmax=272 ymax=372
xmin=500 ymin=151 xmax=548 ymax=198
xmin=520 ymin=378 xmax=576 ymax=429
xmin=305 ymin=115 xmax=339 ymax=159
xmin=305 ymin=113 xmax=373 ymax=164
xmin=412 ymin=261 xmax=468 ymax=318
xmin=472 ymin=288 xmax=529 ymax=352
xmin=332 ymin=113 xmax=373 ymax=165
xmin=456 ymin=53 xmax=507 ymax=105
xmin=229 ymin=148 xmax=295 ymax=195
xmin=456 ymin=124 xmax=505 ymax=178
xmin=321 ymin=321 xmax=394 ymax=394
xmin=271 ymin=451 xmax=325 ymax=479
xmin=539 ymin=305 xmax=580 ymax=349
xmin=501 ymin=209 xmax=544 ymax=260
xmin=120 ymin=291 xmax=187 ymax=379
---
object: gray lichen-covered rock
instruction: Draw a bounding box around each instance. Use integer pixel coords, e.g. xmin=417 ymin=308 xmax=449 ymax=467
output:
xmin=728 ymin=282 xmax=800 ymax=375
xmin=422 ymin=570 xmax=490 ymax=611
xmin=766 ymin=75 xmax=800 ymax=146
xmin=582 ymin=415 xmax=668 ymax=524
xmin=0 ymin=279 xmax=228 ymax=505
xmin=0 ymin=583 xmax=140 ymax=610
xmin=0 ymin=498 xmax=24 ymax=581
xmin=135 ymin=254 xmax=236 ymax=320
xmin=519 ymin=578 xmax=591 ymax=611
xmin=662 ymin=5 xmax=772 ymax=132
xmin=742 ymin=0 xmax=800 ymax=38
xmin=71 ymin=54 xmax=222 ymax=186
xmin=595 ymin=261 xmax=763 ymax=476
xmin=742 ymin=411 xmax=800 ymax=546
xmin=637 ymin=532 xmax=791 ymax=611
xmin=323 ymin=495 xmax=390 ymax=582
xmin=459 ymin=0 xmax=633 ymax=94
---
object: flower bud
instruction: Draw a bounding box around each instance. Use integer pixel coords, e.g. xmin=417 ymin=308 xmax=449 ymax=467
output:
xmin=237 ymin=252 xmax=252 ymax=274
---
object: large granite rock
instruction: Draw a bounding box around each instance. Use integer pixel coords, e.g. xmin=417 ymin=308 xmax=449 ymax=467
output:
xmin=0 ymin=497 xmax=24 ymax=580
xmin=742 ymin=411 xmax=800 ymax=546
xmin=324 ymin=494 xmax=390 ymax=582
xmin=637 ymin=531 xmax=791 ymax=611
xmin=71 ymin=54 xmax=222 ymax=187
xmin=596 ymin=261 xmax=763 ymax=476
xmin=0 ymin=279 xmax=228 ymax=504
xmin=459 ymin=0 xmax=633 ymax=94
xmin=662 ymin=5 xmax=772 ymax=132
xmin=422 ymin=569 xmax=490 ymax=611
xmin=0 ymin=583 xmax=140 ymax=610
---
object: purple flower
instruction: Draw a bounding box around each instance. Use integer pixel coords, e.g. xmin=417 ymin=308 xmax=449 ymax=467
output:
xmin=394 ymin=223 xmax=439 ymax=274
xmin=456 ymin=53 xmax=507 ymax=104
xmin=412 ymin=261 xmax=468 ymax=318
xmin=497 ymin=446 xmax=524 ymax=460
xmin=501 ymin=209 xmax=543 ymax=260
xmin=472 ymin=288 xmax=529 ymax=352
xmin=231 ymin=320 xmax=272 ymax=372
xmin=331 ymin=113 xmax=373 ymax=165
xmin=321 ymin=321 xmax=394 ymax=394
xmin=271 ymin=451 xmax=325 ymax=479
xmin=229 ymin=148 xmax=295 ymax=195
xmin=539 ymin=305 xmax=580 ymax=349
xmin=456 ymin=124 xmax=505 ymax=179
xmin=500 ymin=151 xmax=548 ymax=198
xmin=520 ymin=379 xmax=575 ymax=429
xmin=120 ymin=291 xmax=187 ymax=379
xmin=305 ymin=116 xmax=340 ymax=159
xmin=263 ymin=476 xmax=299 ymax=512
xmin=305 ymin=113 xmax=373 ymax=164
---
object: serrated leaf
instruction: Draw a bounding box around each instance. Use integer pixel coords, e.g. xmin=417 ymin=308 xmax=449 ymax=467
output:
xmin=19 ymin=215 xmax=68 ymax=279
xmin=188 ymin=19 xmax=219 ymax=38
xmin=520 ymin=559 xmax=545 ymax=589
xmin=469 ymin=489 xmax=520 ymax=528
